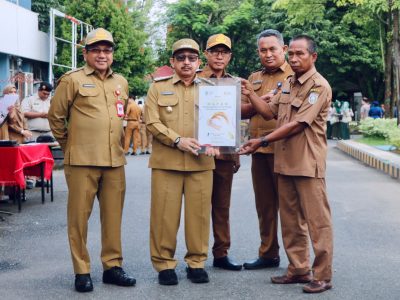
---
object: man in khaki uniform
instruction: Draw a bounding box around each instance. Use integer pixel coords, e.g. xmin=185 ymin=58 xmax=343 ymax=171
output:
xmin=240 ymin=34 xmax=333 ymax=294
xmin=124 ymin=96 xmax=142 ymax=155
xmin=138 ymin=100 xmax=152 ymax=154
xmin=197 ymin=34 xmax=241 ymax=271
xmin=145 ymin=38 xmax=219 ymax=286
xmin=241 ymin=29 xmax=293 ymax=270
xmin=22 ymin=82 xmax=53 ymax=141
xmin=48 ymin=28 xmax=136 ymax=293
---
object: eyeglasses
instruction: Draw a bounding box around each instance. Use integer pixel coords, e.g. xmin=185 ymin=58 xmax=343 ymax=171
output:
xmin=207 ymin=49 xmax=231 ymax=57
xmin=174 ymin=54 xmax=199 ymax=62
xmin=87 ymin=48 xmax=114 ymax=55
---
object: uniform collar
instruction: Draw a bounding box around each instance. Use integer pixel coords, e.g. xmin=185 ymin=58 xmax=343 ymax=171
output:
xmin=200 ymin=65 xmax=230 ymax=78
xmin=84 ymin=64 xmax=114 ymax=78
xmin=172 ymin=73 xmax=197 ymax=85
xmin=293 ymin=66 xmax=317 ymax=85
xmin=261 ymin=61 xmax=290 ymax=75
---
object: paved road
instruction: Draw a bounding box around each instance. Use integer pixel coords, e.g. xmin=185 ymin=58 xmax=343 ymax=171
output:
xmin=0 ymin=141 xmax=399 ymax=299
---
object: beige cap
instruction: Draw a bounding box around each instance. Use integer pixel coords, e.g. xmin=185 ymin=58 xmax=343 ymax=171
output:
xmin=206 ymin=34 xmax=231 ymax=50
xmin=172 ymin=39 xmax=200 ymax=55
xmin=85 ymin=28 xmax=114 ymax=46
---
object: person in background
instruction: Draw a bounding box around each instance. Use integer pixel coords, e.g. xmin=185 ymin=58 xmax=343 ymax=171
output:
xmin=138 ymin=100 xmax=152 ymax=154
xmin=368 ymin=101 xmax=384 ymax=119
xmin=21 ymin=82 xmax=53 ymax=141
xmin=360 ymin=97 xmax=370 ymax=120
xmin=6 ymin=85 xmax=33 ymax=143
xmin=124 ymin=96 xmax=142 ymax=155
xmin=339 ymin=101 xmax=353 ymax=140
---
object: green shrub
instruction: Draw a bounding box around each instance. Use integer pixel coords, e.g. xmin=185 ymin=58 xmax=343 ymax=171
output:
xmin=358 ymin=118 xmax=400 ymax=147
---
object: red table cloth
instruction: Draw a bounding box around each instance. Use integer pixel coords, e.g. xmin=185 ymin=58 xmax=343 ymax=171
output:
xmin=0 ymin=144 xmax=54 ymax=188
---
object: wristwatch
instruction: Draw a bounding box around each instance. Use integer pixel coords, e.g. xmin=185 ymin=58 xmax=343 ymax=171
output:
xmin=174 ymin=137 xmax=181 ymax=147
xmin=259 ymin=136 xmax=269 ymax=147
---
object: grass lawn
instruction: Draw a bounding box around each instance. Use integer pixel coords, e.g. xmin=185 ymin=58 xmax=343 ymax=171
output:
xmin=354 ymin=136 xmax=388 ymax=146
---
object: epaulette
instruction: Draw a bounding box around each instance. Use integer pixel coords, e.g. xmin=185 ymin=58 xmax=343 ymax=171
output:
xmin=57 ymin=67 xmax=84 ymax=82
xmin=196 ymin=68 xmax=203 ymax=73
xmin=153 ymin=75 xmax=173 ymax=82
xmin=250 ymin=68 xmax=263 ymax=76
xmin=311 ymin=74 xmax=323 ymax=87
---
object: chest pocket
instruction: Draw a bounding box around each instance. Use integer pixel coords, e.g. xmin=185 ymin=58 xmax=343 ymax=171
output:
xmin=77 ymin=86 xmax=100 ymax=112
xmin=277 ymin=93 xmax=291 ymax=121
xmin=252 ymin=81 xmax=262 ymax=92
xmin=158 ymin=94 xmax=179 ymax=122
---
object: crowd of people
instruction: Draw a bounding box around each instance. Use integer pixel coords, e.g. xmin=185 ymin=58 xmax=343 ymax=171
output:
xmin=1 ymin=27 xmax=337 ymax=295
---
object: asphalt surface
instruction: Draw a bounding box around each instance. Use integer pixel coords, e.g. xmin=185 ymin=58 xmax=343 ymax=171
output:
xmin=0 ymin=141 xmax=400 ymax=299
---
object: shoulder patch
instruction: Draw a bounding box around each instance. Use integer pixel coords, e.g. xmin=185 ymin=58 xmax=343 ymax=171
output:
xmin=154 ymin=75 xmax=173 ymax=82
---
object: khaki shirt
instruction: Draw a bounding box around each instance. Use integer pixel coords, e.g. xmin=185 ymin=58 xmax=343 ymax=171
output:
xmin=125 ymin=101 xmax=142 ymax=121
xmin=242 ymin=61 xmax=293 ymax=154
xmin=8 ymin=104 xmax=28 ymax=143
xmin=268 ymin=66 xmax=332 ymax=178
xmin=48 ymin=65 xmax=129 ymax=167
xmin=21 ymin=93 xmax=51 ymax=131
xmin=145 ymin=74 xmax=215 ymax=171
xmin=197 ymin=65 xmax=239 ymax=163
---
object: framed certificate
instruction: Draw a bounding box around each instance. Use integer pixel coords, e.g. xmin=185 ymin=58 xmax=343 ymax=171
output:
xmin=195 ymin=77 xmax=241 ymax=152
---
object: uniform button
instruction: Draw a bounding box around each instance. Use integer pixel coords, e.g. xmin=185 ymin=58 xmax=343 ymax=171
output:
xmin=110 ymin=130 xmax=113 ymax=133
xmin=184 ymin=112 xmax=188 ymax=115
xmin=110 ymin=117 xmax=113 ymax=120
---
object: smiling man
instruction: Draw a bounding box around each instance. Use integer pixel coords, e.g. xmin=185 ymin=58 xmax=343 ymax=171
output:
xmin=145 ymin=38 xmax=219 ymax=286
xmin=240 ymin=34 xmax=333 ymax=294
xmin=49 ymin=28 xmax=136 ymax=293
xmin=197 ymin=34 xmax=242 ymax=271
xmin=241 ymin=29 xmax=293 ymax=271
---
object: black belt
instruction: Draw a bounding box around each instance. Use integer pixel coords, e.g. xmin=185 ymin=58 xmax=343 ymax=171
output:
xmin=31 ymin=130 xmax=51 ymax=133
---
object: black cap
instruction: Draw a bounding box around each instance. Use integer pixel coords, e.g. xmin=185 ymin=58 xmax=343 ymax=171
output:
xmin=38 ymin=82 xmax=53 ymax=92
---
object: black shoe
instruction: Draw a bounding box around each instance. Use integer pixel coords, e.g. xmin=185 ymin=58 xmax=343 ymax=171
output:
xmin=186 ymin=267 xmax=209 ymax=283
xmin=243 ymin=257 xmax=280 ymax=270
xmin=26 ymin=180 xmax=34 ymax=190
xmin=158 ymin=269 xmax=178 ymax=285
xmin=103 ymin=267 xmax=136 ymax=286
xmin=213 ymin=256 xmax=242 ymax=271
xmin=145 ymin=151 xmax=151 ymax=154
xmin=131 ymin=152 xmax=137 ymax=156
xmin=140 ymin=152 xmax=145 ymax=155
xmin=75 ymin=274 xmax=93 ymax=293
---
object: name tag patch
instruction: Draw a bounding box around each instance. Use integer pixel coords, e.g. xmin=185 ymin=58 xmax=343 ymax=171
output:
xmin=161 ymin=91 xmax=174 ymax=95
xmin=82 ymin=84 xmax=95 ymax=88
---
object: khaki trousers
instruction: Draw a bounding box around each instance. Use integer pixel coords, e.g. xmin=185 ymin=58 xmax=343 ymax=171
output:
xmin=124 ymin=121 xmax=140 ymax=153
xmin=64 ymin=165 xmax=126 ymax=274
xmin=150 ymin=169 xmax=212 ymax=272
xmin=211 ymin=159 xmax=234 ymax=258
xmin=278 ymin=174 xmax=333 ymax=281
xmin=139 ymin=123 xmax=152 ymax=152
xmin=251 ymin=153 xmax=279 ymax=258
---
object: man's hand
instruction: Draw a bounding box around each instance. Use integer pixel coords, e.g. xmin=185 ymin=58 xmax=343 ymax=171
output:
xmin=176 ymin=137 xmax=201 ymax=156
xmin=241 ymin=79 xmax=254 ymax=96
xmin=41 ymin=112 xmax=48 ymax=118
xmin=238 ymin=138 xmax=262 ymax=155
xmin=204 ymin=146 xmax=220 ymax=157
xmin=22 ymin=130 xmax=33 ymax=139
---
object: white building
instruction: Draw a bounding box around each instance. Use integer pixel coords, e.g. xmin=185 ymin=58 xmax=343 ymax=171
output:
xmin=0 ymin=0 xmax=50 ymax=97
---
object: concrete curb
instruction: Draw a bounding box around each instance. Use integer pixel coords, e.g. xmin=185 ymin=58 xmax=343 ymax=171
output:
xmin=336 ymin=140 xmax=400 ymax=181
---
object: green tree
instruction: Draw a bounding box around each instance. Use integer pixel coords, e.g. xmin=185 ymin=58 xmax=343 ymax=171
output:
xmin=53 ymin=0 xmax=154 ymax=95
xmin=31 ymin=0 xmax=62 ymax=32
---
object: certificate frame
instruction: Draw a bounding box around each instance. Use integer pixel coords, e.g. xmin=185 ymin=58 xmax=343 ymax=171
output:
xmin=195 ymin=77 xmax=241 ymax=153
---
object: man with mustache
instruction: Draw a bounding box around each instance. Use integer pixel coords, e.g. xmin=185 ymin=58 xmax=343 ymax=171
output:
xmin=49 ymin=28 xmax=136 ymax=293
xmin=240 ymin=34 xmax=334 ymax=294
xmin=145 ymin=39 xmax=219 ymax=285
xmin=241 ymin=29 xmax=293 ymax=270
xmin=197 ymin=34 xmax=242 ymax=271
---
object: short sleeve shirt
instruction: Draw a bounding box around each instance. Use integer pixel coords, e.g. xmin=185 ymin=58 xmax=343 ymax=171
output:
xmin=21 ymin=93 xmax=51 ymax=131
xmin=268 ymin=67 xmax=332 ymax=178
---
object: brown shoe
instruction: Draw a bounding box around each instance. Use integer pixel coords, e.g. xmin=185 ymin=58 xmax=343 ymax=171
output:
xmin=303 ymin=280 xmax=332 ymax=293
xmin=271 ymin=273 xmax=312 ymax=284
